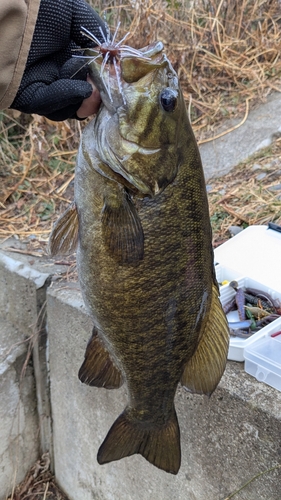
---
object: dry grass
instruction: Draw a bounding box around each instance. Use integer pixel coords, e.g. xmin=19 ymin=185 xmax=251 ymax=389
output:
xmin=1 ymin=0 xmax=281 ymax=244
xmin=223 ymin=463 xmax=281 ymax=500
xmin=208 ymin=137 xmax=281 ymax=246
xmin=0 ymin=112 xmax=78 ymax=244
xmin=93 ymin=0 xmax=281 ymax=139
xmin=7 ymin=454 xmax=69 ymax=500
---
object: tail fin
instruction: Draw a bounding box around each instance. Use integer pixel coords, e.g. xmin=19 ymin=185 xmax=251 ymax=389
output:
xmin=97 ymin=408 xmax=181 ymax=474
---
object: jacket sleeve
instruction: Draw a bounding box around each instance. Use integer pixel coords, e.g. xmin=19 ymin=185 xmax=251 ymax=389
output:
xmin=0 ymin=0 xmax=41 ymax=110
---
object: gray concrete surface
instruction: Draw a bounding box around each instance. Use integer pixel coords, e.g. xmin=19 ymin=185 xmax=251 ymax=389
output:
xmin=0 ymin=246 xmax=66 ymax=498
xmin=47 ymin=284 xmax=281 ymax=500
xmin=199 ymin=91 xmax=281 ymax=180
xmin=0 ymin=319 xmax=39 ymax=500
xmin=0 ymin=253 xmax=42 ymax=499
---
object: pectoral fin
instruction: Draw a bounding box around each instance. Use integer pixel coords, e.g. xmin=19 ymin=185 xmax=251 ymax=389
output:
xmin=48 ymin=202 xmax=78 ymax=256
xmin=181 ymin=283 xmax=229 ymax=395
xmin=79 ymin=328 xmax=123 ymax=389
xmin=101 ymin=189 xmax=144 ymax=265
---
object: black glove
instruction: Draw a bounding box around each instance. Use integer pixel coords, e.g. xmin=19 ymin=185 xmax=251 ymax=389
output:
xmin=11 ymin=0 xmax=107 ymax=121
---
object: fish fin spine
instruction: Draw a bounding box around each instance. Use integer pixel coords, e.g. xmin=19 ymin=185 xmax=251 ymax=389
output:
xmin=48 ymin=201 xmax=78 ymax=256
xmin=97 ymin=407 xmax=181 ymax=474
xmin=78 ymin=328 xmax=123 ymax=389
xmin=101 ymin=190 xmax=144 ymax=265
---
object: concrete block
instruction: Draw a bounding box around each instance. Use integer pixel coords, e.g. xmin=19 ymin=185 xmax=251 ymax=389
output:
xmin=0 ymin=247 xmax=58 ymax=496
xmin=0 ymin=319 xmax=39 ymax=500
xmin=0 ymin=250 xmax=50 ymax=335
xmin=47 ymin=285 xmax=281 ymax=500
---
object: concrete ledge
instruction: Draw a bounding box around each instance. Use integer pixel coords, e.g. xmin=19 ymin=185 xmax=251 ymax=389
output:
xmin=199 ymin=92 xmax=281 ymax=180
xmin=47 ymin=284 xmax=281 ymax=500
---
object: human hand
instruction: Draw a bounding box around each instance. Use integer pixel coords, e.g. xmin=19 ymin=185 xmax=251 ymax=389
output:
xmin=11 ymin=0 xmax=107 ymax=121
xmin=76 ymin=76 xmax=101 ymax=119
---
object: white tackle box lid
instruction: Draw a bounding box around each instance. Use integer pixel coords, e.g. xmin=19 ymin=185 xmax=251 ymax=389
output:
xmin=244 ymin=319 xmax=281 ymax=392
xmin=214 ymin=224 xmax=281 ymax=391
xmin=214 ymin=224 xmax=281 ymax=291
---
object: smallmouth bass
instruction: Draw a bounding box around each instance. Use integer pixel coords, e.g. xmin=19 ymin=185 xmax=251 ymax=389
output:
xmin=49 ymin=41 xmax=229 ymax=475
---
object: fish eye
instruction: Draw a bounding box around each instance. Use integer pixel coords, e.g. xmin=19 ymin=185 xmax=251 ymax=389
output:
xmin=160 ymin=88 xmax=178 ymax=112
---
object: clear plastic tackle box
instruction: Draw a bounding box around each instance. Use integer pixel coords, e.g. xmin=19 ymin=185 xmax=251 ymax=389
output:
xmin=214 ymin=224 xmax=281 ymax=392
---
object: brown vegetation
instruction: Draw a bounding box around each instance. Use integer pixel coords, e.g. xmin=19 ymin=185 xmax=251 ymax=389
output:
xmin=1 ymin=0 xmax=281 ymax=245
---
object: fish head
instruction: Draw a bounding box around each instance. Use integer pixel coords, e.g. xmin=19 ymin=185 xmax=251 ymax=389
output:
xmin=87 ymin=42 xmax=186 ymax=197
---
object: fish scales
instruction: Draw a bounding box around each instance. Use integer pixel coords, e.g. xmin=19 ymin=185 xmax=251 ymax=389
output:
xmin=49 ymin=40 xmax=229 ymax=474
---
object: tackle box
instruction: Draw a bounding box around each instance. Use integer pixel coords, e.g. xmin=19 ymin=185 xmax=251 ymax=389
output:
xmin=214 ymin=224 xmax=281 ymax=392
xmin=244 ymin=319 xmax=281 ymax=392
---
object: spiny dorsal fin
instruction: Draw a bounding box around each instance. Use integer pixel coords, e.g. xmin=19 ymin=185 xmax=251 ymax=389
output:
xmin=48 ymin=202 xmax=78 ymax=256
xmin=78 ymin=328 xmax=123 ymax=390
xmin=97 ymin=406 xmax=181 ymax=474
xmin=101 ymin=191 xmax=144 ymax=265
xmin=181 ymin=283 xmax=229 ymax=395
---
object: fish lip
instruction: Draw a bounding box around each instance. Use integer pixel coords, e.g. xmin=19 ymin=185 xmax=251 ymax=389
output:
xmin=87 ymin=57 xmax=123 ymax=112
xmin=139 ymin=41 xmax=164 ymax=58
xmin=87 ymin=73 xmax=120 ymax=113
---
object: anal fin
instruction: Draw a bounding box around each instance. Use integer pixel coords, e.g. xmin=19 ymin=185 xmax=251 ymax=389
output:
xmin=97 ymin=406 xmax=181 ymax=474
xmin=48 ymin=201 xmax=78 ymax=256
xmin=181 ymin=283 xmax=229 ymax=395
xmin=78 ymin=328 xmax=123 ymax=389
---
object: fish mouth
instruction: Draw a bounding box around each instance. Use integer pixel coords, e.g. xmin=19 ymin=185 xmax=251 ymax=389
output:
xmin=86 ymin=41 xmax=167 ymax=112
xmin=120 ymin=43 xmax=167 ymax=85
xmin=87 ymin=39 xmax=175 ymax=197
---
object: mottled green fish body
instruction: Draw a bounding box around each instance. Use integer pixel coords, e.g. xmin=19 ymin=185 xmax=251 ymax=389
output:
xmin=49 ymin=42 xmax=229 ymax=474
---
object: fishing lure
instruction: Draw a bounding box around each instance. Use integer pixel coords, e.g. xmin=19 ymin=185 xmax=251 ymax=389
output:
xmin=245 ymin=287 xmax=281 ymax=312
xmin=271 ymin=331 xmax=281 ymax=338
xmin=73 ymin=23 xmax=151 ymax=104
xmin=229 ymin=328 xmax=254 ymax=339
xmin=229 ymin=281 xmax=246 ymax=320
xmin=225 ymin=281 xmax=281 ymax=336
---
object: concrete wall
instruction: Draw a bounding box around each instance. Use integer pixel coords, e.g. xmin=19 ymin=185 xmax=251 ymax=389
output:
xmin=0 ymin=245 xmax=281 ymax=500
xmin=0 ymin=247 xmax=64 ymax=499
xmin=0 ymin=252 xmax=46 ymax=499
xmin=47 ymin=284 xmax=281 ymax=500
